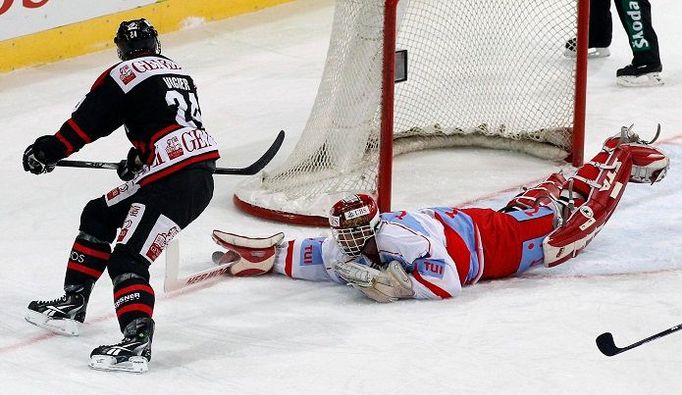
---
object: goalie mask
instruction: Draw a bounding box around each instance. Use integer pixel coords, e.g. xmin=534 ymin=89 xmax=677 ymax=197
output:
xmin=114 ymin=19 xmax=161 ymax=61
xmin=329 ymin=194 xmax=380 ymax=257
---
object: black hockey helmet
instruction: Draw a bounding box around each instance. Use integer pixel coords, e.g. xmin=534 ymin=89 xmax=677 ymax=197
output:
xmin=114 ymin=18 xmax=161 ymax=61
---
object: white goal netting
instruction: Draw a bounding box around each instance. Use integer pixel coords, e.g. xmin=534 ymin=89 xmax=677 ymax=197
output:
xmin=235 ymin=0 xmax=585 ymax=222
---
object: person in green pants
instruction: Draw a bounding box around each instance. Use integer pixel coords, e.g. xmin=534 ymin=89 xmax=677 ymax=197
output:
xmin=565 ymin=0 xmax=662 ymax=87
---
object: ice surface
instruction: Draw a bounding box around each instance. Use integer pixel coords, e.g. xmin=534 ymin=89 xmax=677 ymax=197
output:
xmin=1 ymin=0 xmax=682 ymax=393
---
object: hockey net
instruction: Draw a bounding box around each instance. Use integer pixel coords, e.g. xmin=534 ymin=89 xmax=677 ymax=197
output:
xmin=235 ymin=0 xmax=589 ymax=225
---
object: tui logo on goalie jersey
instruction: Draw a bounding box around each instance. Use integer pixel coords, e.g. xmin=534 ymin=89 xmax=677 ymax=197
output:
xmin=416 ymin=259 xmax=445 ymax=279
xmin=300 ymin=239 xmax=323 ymax=266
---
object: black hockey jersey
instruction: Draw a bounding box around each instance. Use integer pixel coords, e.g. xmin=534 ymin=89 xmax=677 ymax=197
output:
xmin=50 ymin=55 xmax=220 ymax=185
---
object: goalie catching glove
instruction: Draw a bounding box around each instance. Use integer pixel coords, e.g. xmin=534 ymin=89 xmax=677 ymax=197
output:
xmin=333 ymin=260 xmax=415 ymax=303
xmin=212 ymin=230 xmax=285 ymax=276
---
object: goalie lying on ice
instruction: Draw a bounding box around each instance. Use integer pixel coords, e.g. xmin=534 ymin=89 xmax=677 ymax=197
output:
xmin=214 ymin=126 xmax=669 ymax=303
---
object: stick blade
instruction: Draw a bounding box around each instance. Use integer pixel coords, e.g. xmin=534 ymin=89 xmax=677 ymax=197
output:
xmin=215 ymin=129 xmax=285 ymax=175
xmin=595 ymin=332 xmax=620 ymax=356
xmin=212 ymin=251 xmax=225 ymax=265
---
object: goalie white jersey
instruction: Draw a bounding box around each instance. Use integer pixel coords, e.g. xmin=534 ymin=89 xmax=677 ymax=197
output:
xmin=272 ymin=208 xmax=496 ymax=300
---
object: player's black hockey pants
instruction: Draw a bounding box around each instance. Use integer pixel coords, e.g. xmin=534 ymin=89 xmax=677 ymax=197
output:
xmin=64 ymin=164 xmax=214 ymax=330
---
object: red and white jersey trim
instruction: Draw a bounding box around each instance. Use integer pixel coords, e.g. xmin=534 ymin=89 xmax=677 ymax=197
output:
xmin=110 ymin=56 xmax=190 ymax=94
xmin=133 ymin=126 xmax=219 ymax=186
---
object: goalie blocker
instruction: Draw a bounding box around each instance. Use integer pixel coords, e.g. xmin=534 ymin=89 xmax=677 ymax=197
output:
xmin=211 ymin=230 xmax=284 ymax=276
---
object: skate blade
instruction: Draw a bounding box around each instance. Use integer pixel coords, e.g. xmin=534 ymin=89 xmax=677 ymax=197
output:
xmin=24 ymin=309 xmax=80 ymax=336
xmin=563 ymin=47 xmax=610 ymax=59
xmin=617 ymin=73 xmax=664 ymax=87
xmin=89 ymin=355 xmax=149 ymax=374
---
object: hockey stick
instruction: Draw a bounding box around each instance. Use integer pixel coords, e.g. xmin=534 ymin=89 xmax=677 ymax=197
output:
xmin=163 ymin=239 xmax=235 ymax=293
xmin=56 ymin=129 xmax=285 ymax=176
xmin=164 ymin=231 xmax=283 ymax=293
xmin=596 ymin=323 xmax=682 ymax=356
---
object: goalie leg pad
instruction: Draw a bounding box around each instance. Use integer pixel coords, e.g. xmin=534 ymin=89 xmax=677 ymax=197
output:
xmin=543 ymin=126 xmax=669 ymax=267
xmin=543 ymin=147 xmax=633 ymax=267
xmin=212 ymin=230 xmax=285 ymax=276
xmin=502 ymin=172 xmax=569 ymax=228
xmin=503 ymin=172 xmax=567 ymax=212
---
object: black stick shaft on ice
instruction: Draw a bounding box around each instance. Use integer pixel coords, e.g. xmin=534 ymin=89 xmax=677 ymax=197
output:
xmin=57 ymin=130 xmax=285 ymax=176
xmin=596 ymin=323 xmax=682 ymax=356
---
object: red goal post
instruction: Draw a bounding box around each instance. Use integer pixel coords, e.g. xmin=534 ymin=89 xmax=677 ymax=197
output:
xmin=234 ymin=0 xmax=590 ymax=226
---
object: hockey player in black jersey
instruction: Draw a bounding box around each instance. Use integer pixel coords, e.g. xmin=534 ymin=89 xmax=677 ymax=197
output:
xmin=22 ymin=19 xmax=220 ymax=373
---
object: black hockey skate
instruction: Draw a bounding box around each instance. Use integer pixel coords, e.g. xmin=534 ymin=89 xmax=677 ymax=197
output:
xmin=89 ymin=317 xmax=155 ymax=374
xmin=616 ymin=63 xmax=663 ymax=87
xmin=563 ymin=37 xmax=610 ymax=59
xmin=25 ymin=283 xmax=92 ymax=336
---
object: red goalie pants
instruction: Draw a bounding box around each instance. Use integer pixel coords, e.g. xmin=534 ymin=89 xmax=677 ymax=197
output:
xmin=462 ymin=207 xmax=556 ymax=280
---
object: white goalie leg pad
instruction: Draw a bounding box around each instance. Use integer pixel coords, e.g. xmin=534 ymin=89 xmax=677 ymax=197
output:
xmin=334 ymin=260 xmax=414 ymax=303
xmin=211 ymin=230 xmax=285 ymax=276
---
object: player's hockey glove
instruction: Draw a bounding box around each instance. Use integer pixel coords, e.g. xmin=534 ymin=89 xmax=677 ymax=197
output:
xmin=23 ymin=136 xmax=60 ymax=175
xmin=117 ymin=148 xmax=144 ymax=181
xmin=334 ymin=260 xmax=414 ymax=303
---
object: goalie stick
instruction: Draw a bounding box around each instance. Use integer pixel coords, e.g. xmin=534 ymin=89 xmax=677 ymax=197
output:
xmin=596 ymin=323 xmax=682 ymax=356
xmin=163 ymin=239 xmax=237 ymax=293
xmin=165 ymin=230 xmax=283 ymax=292
xmin=56 ymin=129 xmax=285 ymax=176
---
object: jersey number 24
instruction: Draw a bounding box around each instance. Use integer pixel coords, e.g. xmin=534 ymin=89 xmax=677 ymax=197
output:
xmin=166 ymin=90 xmax=203 ymax=129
